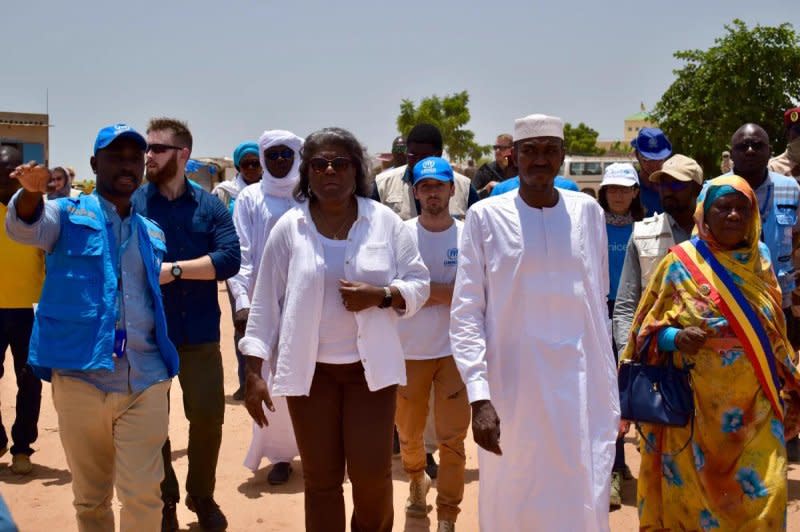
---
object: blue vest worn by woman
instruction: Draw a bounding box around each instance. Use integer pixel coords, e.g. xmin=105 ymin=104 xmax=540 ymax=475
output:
xmin=28 ymin=194 xmax=179 ymax=381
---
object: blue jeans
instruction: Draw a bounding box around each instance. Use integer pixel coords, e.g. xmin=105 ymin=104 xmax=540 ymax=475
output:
xmin=0 ymin=308 xmax=42 ymax=456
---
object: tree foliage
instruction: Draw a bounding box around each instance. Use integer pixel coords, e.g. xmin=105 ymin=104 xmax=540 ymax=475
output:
xmin=563 ymin=122 xmax=605 ymax=155
xmin=396 ymin=91 xmax=489 ymax=162
xmin=652 ymin=19 xmax=800 ymax=175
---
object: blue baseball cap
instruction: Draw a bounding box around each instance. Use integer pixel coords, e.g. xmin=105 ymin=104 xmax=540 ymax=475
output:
xmin=412 ymin=156 xmax=454 ymax=185
xmin=93 ymin=123 xmax=147 ymax=155
xmin=630 ymin=127 xmax=672 ymax=160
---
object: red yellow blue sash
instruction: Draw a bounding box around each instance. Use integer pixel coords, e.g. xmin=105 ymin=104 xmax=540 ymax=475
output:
xmin=672 ymin=237 xmax=784 ymax=420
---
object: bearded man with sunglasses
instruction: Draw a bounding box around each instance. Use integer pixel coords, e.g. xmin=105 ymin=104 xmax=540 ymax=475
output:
xmin=132 ymin=117 xmax=240 ymax=532
xmin=229 ymin=130 xmax=302 ymax=486
xmin=613 ymin=154 xmax=703 ymax=354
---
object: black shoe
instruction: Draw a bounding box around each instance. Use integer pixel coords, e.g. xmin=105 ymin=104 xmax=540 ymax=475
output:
xmin=425 ymin=453 xmax=438 ymax=480
xmin=161 ymin=500 xmax=179 ymax=532
xmin=267 ymin=461 xmax=292 ymax=485
xmin=393 ymin=427 xmax=401 ymax=455
xmin=232 ymin=387 xmax=245 ymax=401
xmin=787 ymin=437 xmax=800 ymax=462
xmin=186 ymin=495 xmax=228 ymax=531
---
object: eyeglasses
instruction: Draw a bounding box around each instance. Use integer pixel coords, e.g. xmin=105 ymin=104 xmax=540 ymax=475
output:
xmin=732 ymin=141 xmax=766 ymax=152
xmin=264 ymin=149 xmax=294 ymax=161
xmin=240 ymin=160 xmax=261 ymax=170
xmin=146 ymin=143 xmax=184 ymax=154
xmin=493 ymin=144 xmax=513 ymax=150
xmin=309 ymin=157 xmax=353 ymax=173
xmin=658 ymin=180 xmax=691 ymax=192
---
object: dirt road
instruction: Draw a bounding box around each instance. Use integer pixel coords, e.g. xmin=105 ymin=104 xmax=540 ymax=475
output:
xmin=1 ymin=285 xmax=798 ymax=530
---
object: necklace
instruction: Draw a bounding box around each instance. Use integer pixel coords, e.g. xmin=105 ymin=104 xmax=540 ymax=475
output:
xmin=312 ymin=201 xmax=357 ymax=240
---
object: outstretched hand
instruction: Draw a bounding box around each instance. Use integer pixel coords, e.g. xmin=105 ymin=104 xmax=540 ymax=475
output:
xmin=10 ymin=162 xmax=50 ymax=194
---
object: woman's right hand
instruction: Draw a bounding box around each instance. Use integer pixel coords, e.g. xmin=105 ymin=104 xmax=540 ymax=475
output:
xmin=244 ymin=369 xmax=275 ymax=428
xmin=675 ymin=326 xmax=708 ymax=355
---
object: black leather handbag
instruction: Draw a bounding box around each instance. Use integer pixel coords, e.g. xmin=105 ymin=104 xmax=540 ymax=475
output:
xmin=618 ymin=336 xmax=695 ymax=455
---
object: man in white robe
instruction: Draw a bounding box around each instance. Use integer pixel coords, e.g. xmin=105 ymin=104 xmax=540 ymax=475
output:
xmin=230 ymin=130 xmax=302 ymax=484
xmin=450 ymin=114 xmax=619 ymax=531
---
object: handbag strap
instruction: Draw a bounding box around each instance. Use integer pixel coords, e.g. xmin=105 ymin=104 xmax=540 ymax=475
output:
xmin=635 ymin=412 xmax=695 ymax=457
xmin=671 ymin=238 xmax=784 ymax=421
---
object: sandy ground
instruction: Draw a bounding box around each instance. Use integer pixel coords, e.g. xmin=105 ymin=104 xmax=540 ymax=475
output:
xmin=1 ymin=284 xmax=799 ymax=531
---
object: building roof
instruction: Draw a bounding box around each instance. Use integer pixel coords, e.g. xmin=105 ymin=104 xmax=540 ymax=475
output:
xmin=0 ymin=111 xmax=50 ymax=127
xmin=625 ymin=111 xmax=651 ymax=121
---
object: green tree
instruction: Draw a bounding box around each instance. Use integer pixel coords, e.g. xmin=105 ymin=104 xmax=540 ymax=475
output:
xmin=396 ymin=91 xmax=490 ymax=162
xmin=563 ymin=122 xmax=605 ymax=155
xmin=652 ymin=19 xmax=800 ymax=175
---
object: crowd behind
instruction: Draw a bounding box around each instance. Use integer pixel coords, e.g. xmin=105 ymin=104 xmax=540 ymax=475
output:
xmin=0 ymin=106 xmax=799 ymax=532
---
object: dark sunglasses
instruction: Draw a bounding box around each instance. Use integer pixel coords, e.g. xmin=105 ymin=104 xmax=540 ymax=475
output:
xmin=493 ymin=144 xmax=513 ymax=150
xmin=146 ymin=143 xmax=184 ymax=154
xmin=265 ymin=149 xmax=294 ymax=161
xmin=310 ymin=157 xmax=353 ymax=173
xmin=658 ymin=180 xmax=691 ymax=192
xmin=240 ymin=160 xmax=261 ymax=170
xmin=732 ymin=141 xmax=766 ymax=152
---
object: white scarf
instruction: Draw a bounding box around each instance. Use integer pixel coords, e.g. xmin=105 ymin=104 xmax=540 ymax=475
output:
xmin=258 ymin=130 xmax=303 ymax=198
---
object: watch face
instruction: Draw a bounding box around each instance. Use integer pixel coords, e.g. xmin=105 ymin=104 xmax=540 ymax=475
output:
xmin=171 ymin=265 xmax=181 ymax=277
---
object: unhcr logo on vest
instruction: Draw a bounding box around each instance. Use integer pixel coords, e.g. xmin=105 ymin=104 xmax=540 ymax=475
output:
xmin=444 ymin=247 xmax=458 ymax=266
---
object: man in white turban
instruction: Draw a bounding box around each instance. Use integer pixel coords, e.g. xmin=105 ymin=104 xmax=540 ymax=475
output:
xmin=228 ymin=129 xmax=303 ymax=484
xmin=450 ymin=114 xmax=619 ymax=531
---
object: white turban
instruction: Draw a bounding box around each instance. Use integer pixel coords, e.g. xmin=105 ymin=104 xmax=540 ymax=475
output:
xmin=513 ymin=114 xmax=564 ymax=142
xmin=258 ymin=129 xmax=304 ymax=198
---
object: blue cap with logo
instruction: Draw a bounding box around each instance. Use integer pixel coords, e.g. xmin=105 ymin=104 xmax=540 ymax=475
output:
xmin=93 ymin=123 xmax=147 ymax=155
xmin=412 ymin=156 xmax=454 ymax=185
xmin=630 ymin=127 xmax=672 ymax=160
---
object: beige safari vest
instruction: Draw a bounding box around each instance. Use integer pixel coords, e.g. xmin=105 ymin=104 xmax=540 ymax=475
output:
xmin=631 ymin=212 xmax=675 ymax=288
xmin=374 ymin=165 xmax=472 ymax=221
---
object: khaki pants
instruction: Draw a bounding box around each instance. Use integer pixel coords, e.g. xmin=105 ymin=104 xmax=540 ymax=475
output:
xmin=52 ymin=373 xmax=170 ymax=532
xmin=395 ymin=356 xmax=470 ymax=522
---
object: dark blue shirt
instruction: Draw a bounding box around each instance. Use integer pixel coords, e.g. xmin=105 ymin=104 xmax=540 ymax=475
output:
xmin=132 ymin=180 xmax=241 ymax=347
xmin=639 ymin=185 xmax=662 ymax=217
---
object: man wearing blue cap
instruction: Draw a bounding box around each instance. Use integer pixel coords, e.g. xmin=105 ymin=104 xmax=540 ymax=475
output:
xmin=631 ymin=127 xmax=673 ymax=216
xmin=395 ymin=157 xmax=469 ymax=532
xmin=5 ymin=123 xmax=178 ymax=531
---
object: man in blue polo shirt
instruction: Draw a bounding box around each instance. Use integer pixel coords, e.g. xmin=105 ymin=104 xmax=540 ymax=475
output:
xmin=132 ymin=117 xmax=240 ymax=531
xmin=6 ymin=123 xmax=178 ymax=531
xmin=631 ymin=128 xmax=673 ymax=216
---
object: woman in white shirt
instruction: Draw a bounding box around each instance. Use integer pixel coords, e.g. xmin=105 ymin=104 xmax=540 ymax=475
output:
xmin=239 ymin=127 xmax=430 ymax=532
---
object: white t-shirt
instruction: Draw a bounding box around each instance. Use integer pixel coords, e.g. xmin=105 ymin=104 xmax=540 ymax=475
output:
xmin=316 ymin=234 xmax=360 ymax=364
xmin=397 ymin=217 xmax=463 ymax=360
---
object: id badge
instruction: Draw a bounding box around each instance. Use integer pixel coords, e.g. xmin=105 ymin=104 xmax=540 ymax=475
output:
xmin=113 ymin=328 xmax=127 ymax=358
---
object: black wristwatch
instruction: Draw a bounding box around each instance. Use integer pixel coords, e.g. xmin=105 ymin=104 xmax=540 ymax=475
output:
xmin=171 ymin=263 xmax=183 ymax=280
xmin=378 ymin=286 xmax=392 ymax=309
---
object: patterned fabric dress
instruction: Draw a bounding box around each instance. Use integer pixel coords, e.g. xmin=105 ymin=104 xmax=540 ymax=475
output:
xmin=620 ymin=176 xmax=800 ymax=531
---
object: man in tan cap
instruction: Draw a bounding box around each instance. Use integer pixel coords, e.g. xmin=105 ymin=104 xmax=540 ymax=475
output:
xmin=450 ymin=113 xmax=619 ymax=531
xmin=613 ymin=154 xmax=704 ymax=353
xmin=769 ymin=107 xmax=800 ymax=179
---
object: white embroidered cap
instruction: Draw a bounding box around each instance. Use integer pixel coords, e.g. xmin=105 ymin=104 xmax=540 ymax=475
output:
xmin=513 ymin=114 xmax=564 ymax=142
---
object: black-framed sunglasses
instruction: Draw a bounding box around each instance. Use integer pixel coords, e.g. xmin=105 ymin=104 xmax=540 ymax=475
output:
xmin=658 ymin=180 xmax=691 ymax=192
xmin=493 ymin=144 xmax=512 ymax=150
xmin=146 ymin=143 xmax=184 ymax=154
xmin=309 ymin=157 xmax=353 ymax=173
xmin=732 ymin=140 xmax=767 ymax=152
xmin=240 ymin=160 xmax=261 ymax=170
xmin=265 ymin=148 xmax=294 ymax=161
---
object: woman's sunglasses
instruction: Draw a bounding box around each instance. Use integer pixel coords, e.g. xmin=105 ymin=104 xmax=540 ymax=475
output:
xmin=310 ymin=157 xmax=353 ymax=173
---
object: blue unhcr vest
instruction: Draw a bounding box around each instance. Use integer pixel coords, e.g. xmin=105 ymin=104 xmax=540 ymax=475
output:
xmin=759 ymin=172 xmax=799 ymax=308
xmin=28 ymin=194 xmax=179 ymax=381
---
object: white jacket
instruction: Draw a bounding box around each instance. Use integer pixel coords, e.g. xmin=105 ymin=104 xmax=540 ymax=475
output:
xmin=239 ymin=196 xmax=430 ymax=395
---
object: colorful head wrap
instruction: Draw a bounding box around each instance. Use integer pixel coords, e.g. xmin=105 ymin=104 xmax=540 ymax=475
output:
xmin=233 ymin=141 xmax=259 ymax=170
xmin=694 ymin=175 xmax=758 ymax=252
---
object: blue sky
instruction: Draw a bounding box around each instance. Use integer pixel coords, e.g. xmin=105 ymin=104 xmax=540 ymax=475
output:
xmin=1 ymin=0 xmax=798 ymax=180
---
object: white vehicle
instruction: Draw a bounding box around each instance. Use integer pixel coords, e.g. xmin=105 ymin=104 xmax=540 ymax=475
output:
xmin=561 ymin=155 xmax=637 ymax=194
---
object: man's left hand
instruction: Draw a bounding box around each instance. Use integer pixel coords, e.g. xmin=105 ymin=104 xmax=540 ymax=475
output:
xmin=339 ymin=280 xmax=383 ymax=312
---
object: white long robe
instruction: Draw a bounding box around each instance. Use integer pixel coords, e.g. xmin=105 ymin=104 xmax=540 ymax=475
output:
xmin=233 ymin=182 xmax=299 ymax=468
xmin=450 ymin=189 xmax=619 ymax=531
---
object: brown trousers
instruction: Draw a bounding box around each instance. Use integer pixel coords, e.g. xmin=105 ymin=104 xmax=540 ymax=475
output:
xmin=287 ymin=362 xmax=396 ymax=532
xmin=395 ymin=356 xmax=470 ymax=522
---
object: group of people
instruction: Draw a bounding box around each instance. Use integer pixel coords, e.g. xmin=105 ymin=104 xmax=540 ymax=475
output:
xmin=0 ymin=105 xmax=798 ymax=532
